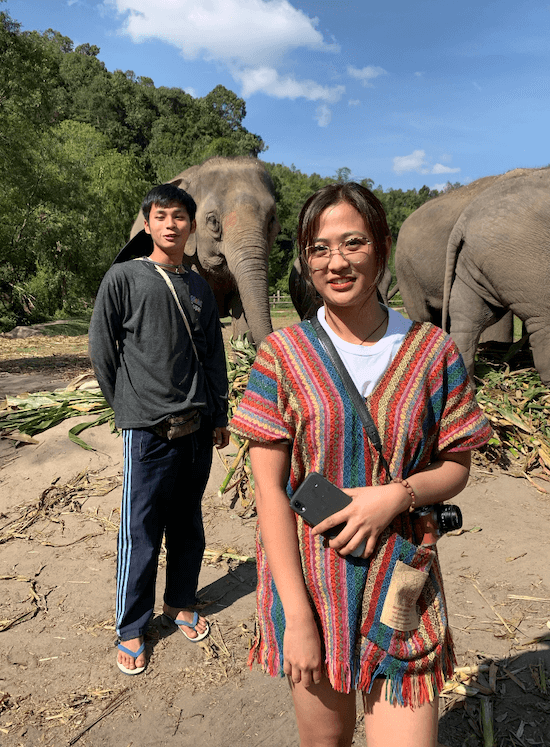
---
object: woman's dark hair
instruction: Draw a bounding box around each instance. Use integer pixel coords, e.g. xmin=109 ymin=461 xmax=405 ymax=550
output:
xmin=297 ymin=182 xmax=390 ymax=297
xmin=142 ymin=183 xmax=197 ymax=222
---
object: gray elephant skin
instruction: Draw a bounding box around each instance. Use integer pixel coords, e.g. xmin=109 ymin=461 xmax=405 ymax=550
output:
xmin=394 ymin=172 xmax=533 ymax=345
xmin=440 ymin=167 xmax=550 ymax=385
xmin=130 ymin=157 xmax=280 ymax=344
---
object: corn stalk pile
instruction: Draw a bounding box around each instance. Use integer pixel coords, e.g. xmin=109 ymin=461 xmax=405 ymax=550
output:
xmin=475 ymin=356 xmax=550 ymax=486
xmin=0 ymin=377 xmax=115 ymax=451
xmin=217 ymin=335 xmax=256 ymax=502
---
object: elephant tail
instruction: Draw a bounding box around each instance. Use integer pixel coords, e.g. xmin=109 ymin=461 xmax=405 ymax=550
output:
xmin=442 ymin=218 xmax=465 ymax=333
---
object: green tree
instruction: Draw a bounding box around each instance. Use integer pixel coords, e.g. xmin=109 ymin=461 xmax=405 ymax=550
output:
xmin=334 ymin=166 xmax=352 ymax=183
xmin=375 ymin=186 xmax=440 ymax=242
xmin=264 ymin=163 xmax=333 ymax=290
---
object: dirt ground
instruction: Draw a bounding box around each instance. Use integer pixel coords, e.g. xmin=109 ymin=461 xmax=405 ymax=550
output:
xmin=1 ymin=362 xmax=550 ymax=746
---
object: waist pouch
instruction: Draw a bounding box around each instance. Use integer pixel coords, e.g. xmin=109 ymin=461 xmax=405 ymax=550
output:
xmin=360 ymin=527 xmax=443 ymax=657
xmin=151 ymin=410 xmax=201 ymax=440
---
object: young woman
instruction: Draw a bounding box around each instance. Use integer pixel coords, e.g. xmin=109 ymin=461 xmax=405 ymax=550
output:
xmin=230 ymin=183 xmax=491 ymax=746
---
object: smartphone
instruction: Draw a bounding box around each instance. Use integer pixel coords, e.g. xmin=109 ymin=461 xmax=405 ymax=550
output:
xmin=290 ymin=472 xmax=366 ymax=558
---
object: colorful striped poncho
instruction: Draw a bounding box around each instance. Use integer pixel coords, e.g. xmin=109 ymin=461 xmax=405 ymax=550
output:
xmin=229 ymin=319 xmax=492 ymax=704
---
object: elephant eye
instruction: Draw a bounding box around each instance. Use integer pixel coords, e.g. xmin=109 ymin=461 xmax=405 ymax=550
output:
xmin=206 ymin=212 xmax=221 ymax=237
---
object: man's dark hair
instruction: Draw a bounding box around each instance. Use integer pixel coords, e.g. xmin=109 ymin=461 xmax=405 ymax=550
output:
xmin=141 ymin=183 xmax=197 ymax=222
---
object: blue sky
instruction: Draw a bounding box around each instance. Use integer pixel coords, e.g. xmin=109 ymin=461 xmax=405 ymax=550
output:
xmin=6 ymin=0 xmax=550 ymax=190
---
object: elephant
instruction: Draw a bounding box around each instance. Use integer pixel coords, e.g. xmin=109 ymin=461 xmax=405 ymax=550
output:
xmin=127 ymin=156 xmax=280 ymax=344
xmin=439 ymin=167 xmax=550 ymax=385
xmin=394 ymin=171 xmax=533 ymax=344
xmin=289 ymin=257 xmax=393 ymax=319
xmin=288 ymin=258 xmax=318 ymax=320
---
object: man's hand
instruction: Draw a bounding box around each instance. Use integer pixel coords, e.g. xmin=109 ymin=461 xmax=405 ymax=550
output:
xmin=212 ymin=427 xmax=230 ymax=449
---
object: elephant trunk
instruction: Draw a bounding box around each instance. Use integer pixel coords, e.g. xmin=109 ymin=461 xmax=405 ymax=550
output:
xmin=224 ymin=242 xmax=273 ymax=345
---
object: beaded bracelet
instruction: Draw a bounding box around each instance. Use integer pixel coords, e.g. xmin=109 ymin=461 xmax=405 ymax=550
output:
xmin=393 ymin=478 xmax=417 ymax=511
xmin=402 ymin=479 xmax=417 ymax=512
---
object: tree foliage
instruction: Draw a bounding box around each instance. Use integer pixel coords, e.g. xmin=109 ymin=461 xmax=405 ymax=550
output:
xmin=0 ymin=4 xmax=444 ymax=328
xmin=371 ymin=183 xmax=440 ymax=242
xmin=0 ymin=7 xmax=265 ymax=329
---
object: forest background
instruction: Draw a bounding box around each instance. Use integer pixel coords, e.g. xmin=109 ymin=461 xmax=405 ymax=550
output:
xmin=0 ymin=4 xmax=448 ymax=333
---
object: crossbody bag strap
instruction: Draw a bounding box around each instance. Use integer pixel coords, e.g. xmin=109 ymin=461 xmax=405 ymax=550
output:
xmin=135 ymin=258 xmax=200 ymax=362
xmin=154 ymin=265 xmax=200 ymax=362
xmin=309 ymin=316 xmax=392 ymax=479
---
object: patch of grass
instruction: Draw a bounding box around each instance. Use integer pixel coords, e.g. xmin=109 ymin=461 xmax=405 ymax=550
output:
xmin=38 ymin=319 xmax=90 ymax=337
xmin=271 ymin=308 xmax=300 ymax=330
xmin=513 ymin=316 xmax=524 ymax=342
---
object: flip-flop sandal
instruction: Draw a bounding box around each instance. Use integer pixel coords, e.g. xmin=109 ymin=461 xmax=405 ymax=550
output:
xmin=163 ymin=611 xmax=210 ymax=642
xmin=117 ymin=641 xmax=146 ymax=675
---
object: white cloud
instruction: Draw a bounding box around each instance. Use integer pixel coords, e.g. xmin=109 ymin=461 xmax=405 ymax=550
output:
xmin=347 ymin=65 xmax=387 ymax=87
xmin=393 ymin=150 xmax=427 ymax=174
xmin=348 ymin=99 xmax=361 ymax=106
xmin=107 ymin=0 xmax=339 ymax=65
xmin=105 ymin=0 xmax=344 ymax=109
xmin=393 ymin=149 xmax=461 ymax=175
xmin=431 ymin=163 xmax=461 ymax=174
xmin=433 ymin=183 xmax=448 ymax=192
xmin=184 ymin=87 xmax=197 ymax=97
xmin=315 ymin=105 xmax=332 ymax=127
xmin=236 ymin=67 xmax=344 ymax=103
xmin=414 ymin=71 xmax=424 ymax=77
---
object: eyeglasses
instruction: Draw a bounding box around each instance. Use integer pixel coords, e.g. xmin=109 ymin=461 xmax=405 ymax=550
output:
xmin=305 ymin=234 xmax=373 ymax=268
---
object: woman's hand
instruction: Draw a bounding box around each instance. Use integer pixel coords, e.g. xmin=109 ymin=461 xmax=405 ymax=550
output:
xmin=283 ymin=616 xmax=323 ymax=688
xmin=312 ymin=483 xmax=407 ymax=558
xmin=311 ymin=452 xmax=472 ymax=558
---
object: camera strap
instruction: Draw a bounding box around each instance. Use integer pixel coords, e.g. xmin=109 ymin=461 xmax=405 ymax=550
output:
xmin=309 ymin=316 xmax=393 ymax=480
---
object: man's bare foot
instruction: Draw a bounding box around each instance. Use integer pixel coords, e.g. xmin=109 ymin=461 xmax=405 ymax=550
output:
xmin=117 ymin=636 xmax=146 ymax=672
xmin=163 ymin=605 xmax=209 ymax=641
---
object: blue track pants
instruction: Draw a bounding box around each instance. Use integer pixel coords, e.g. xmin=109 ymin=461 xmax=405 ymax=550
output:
xmin=116 ymin=420 xmax=213 ymax=640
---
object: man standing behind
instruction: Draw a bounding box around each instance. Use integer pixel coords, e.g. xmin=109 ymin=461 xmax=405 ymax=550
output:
xmin=89 ymin=184 xmax=230 ymax=674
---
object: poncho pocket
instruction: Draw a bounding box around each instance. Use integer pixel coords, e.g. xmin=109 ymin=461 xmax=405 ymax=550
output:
xmin=357 ymin=527 xmax=453 ymax=705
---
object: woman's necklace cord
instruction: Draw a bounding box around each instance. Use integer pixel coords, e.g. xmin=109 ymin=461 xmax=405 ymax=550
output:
xmin=144 ymin=256 xmax=186 ymax=274
xmin=360 ymin=309 xmax=388 ymax=345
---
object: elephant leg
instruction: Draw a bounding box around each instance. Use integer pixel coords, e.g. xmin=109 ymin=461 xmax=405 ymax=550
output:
xmin=397 ymin=266 xmax=441 ymax=325
xmin=523 ymin=317 xmax=550 ymax=386
xmin=232 ymin=316 xmax=252 ymax=340
xmin=448 ymin=276 xmax=499 ymax=382
xmin=479 ymin=311 xmax=514 ymax=344
xmin=230 ymin=294 xmax=255 ymax=342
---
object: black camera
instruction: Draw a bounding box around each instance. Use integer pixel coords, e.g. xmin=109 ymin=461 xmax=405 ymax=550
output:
xmin=410 ymin=504 xmax=462 ymax=544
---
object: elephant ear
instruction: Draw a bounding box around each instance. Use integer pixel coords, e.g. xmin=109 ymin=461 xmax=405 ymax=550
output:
xmin=169 ymin=165 xmax=200 ymax=195
xmin=168 ymin=169 xmax=201 ymax=258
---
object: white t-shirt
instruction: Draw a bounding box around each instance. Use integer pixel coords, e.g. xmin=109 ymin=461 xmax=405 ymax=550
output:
xmin=317 ymin=305 xmax=412 ymax=397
